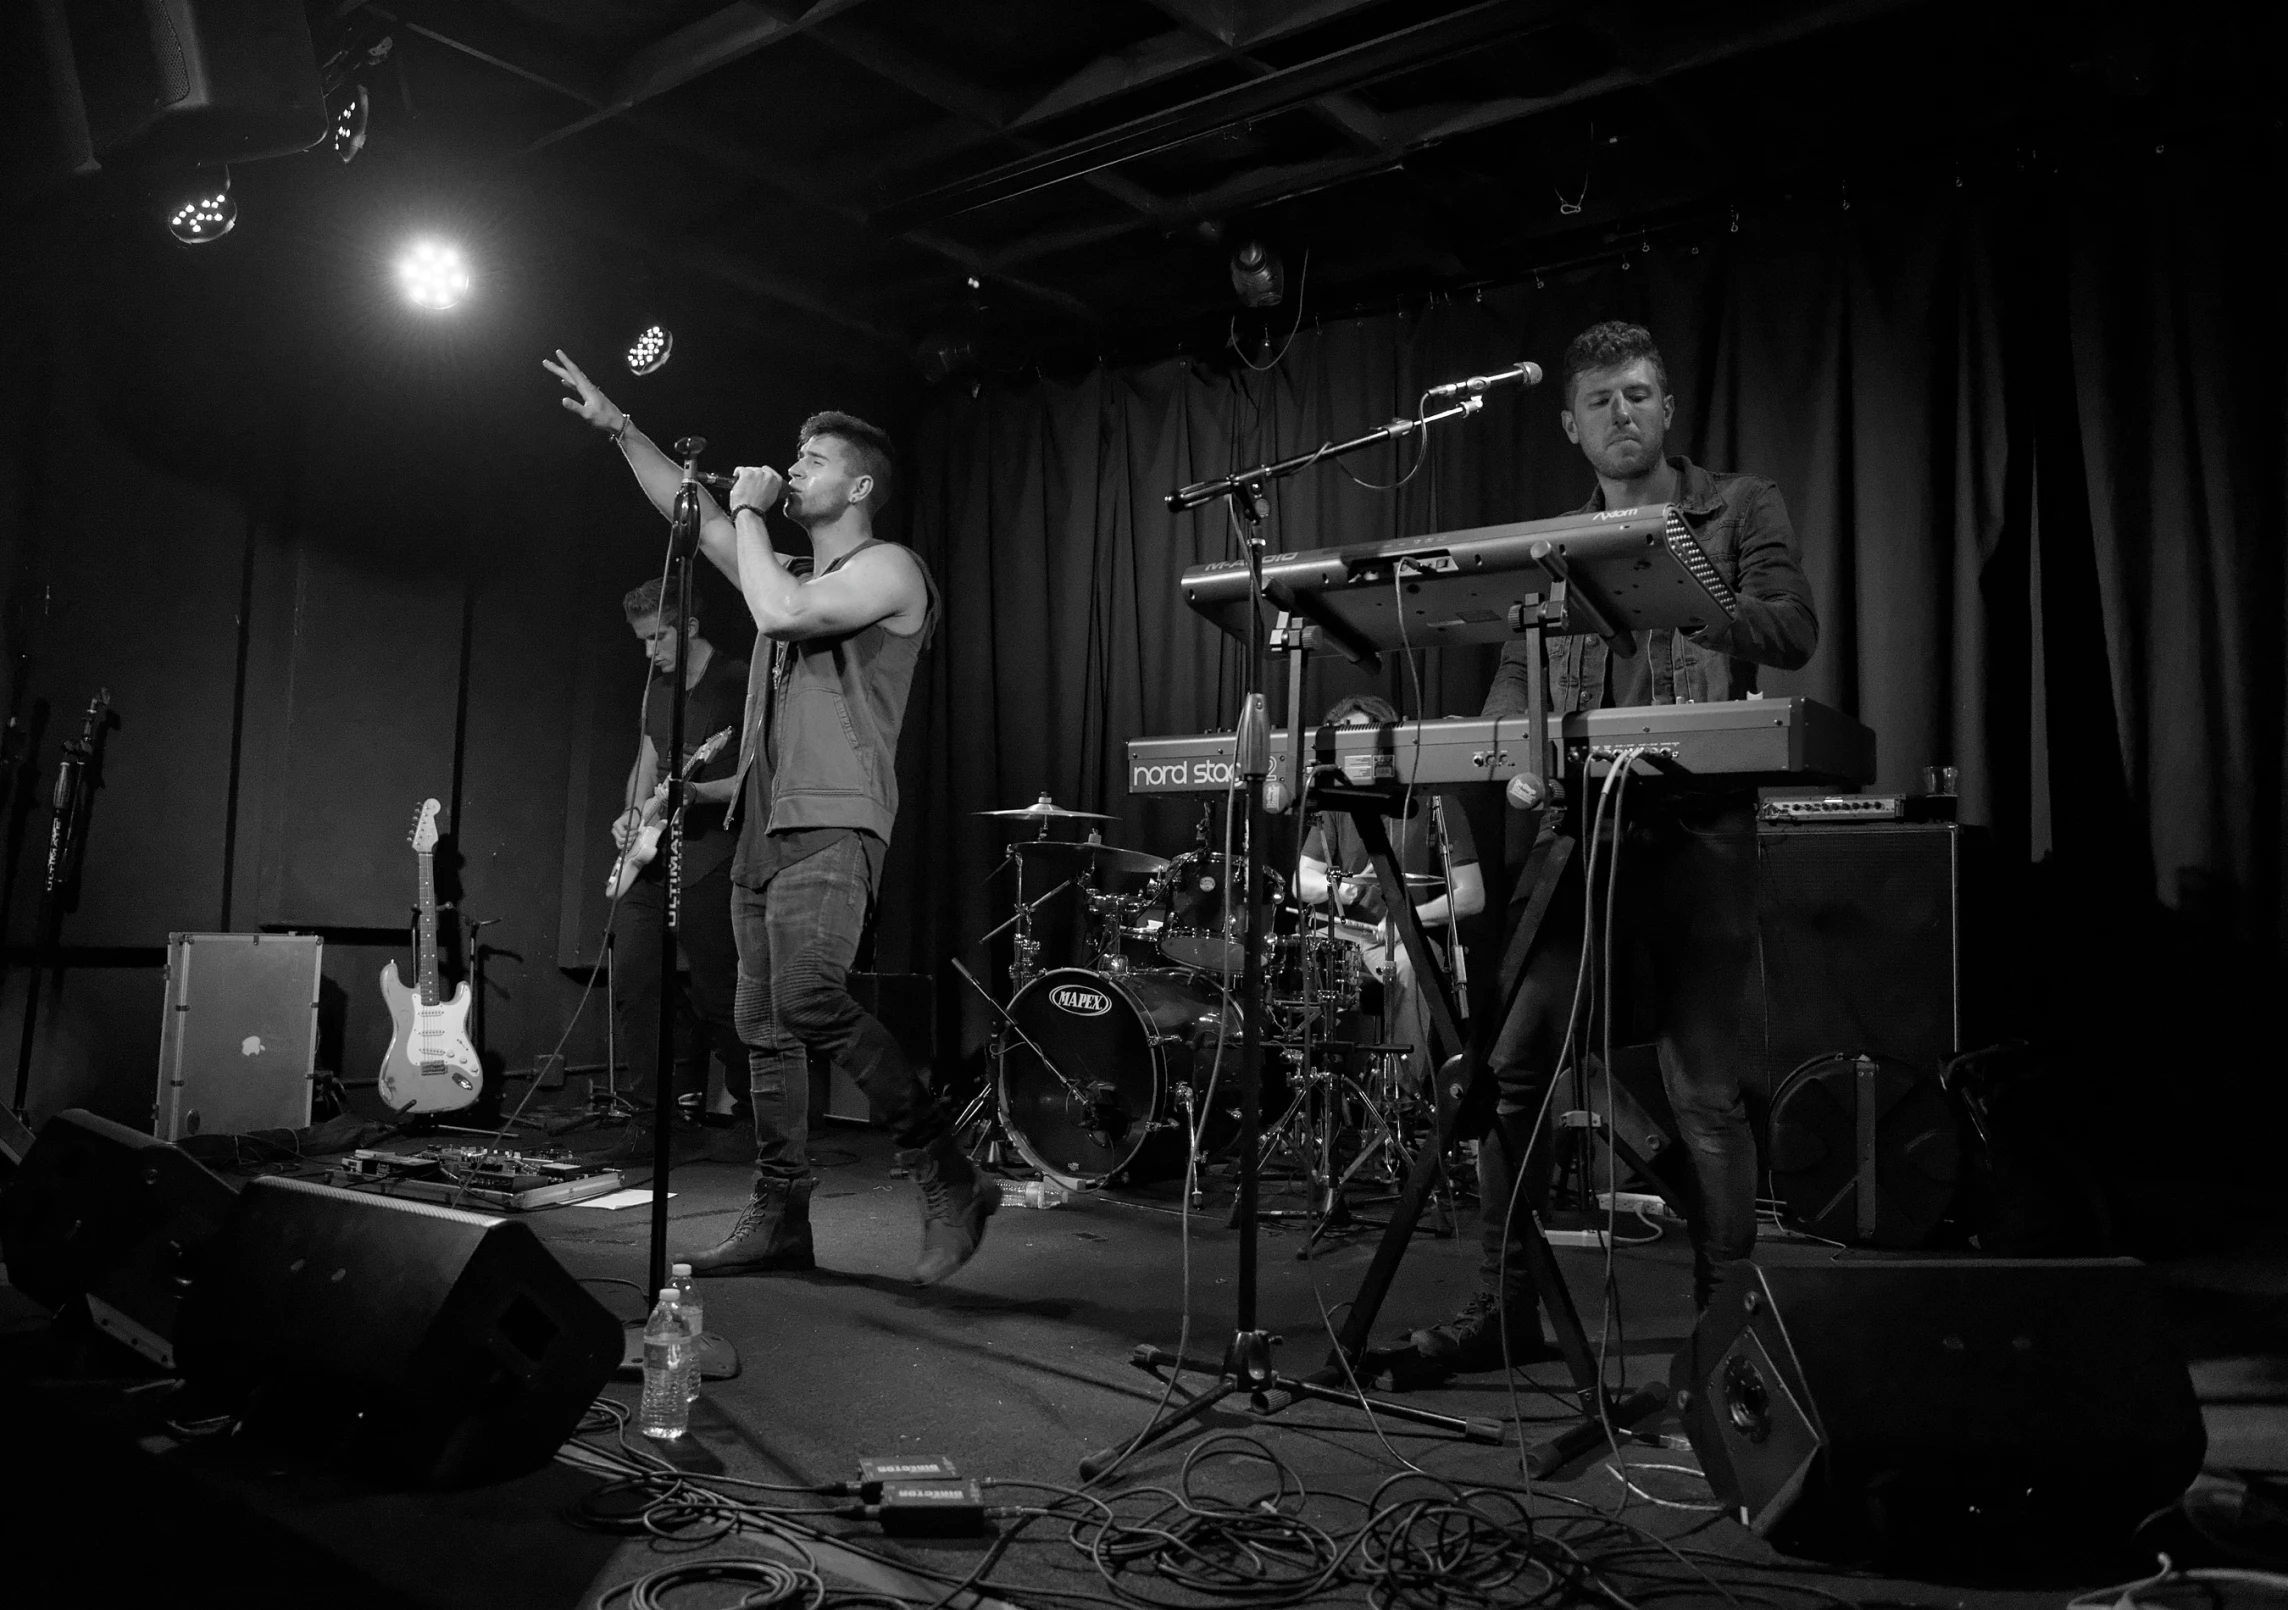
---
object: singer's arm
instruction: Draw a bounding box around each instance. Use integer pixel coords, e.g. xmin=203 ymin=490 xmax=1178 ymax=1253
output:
xmin=543 ymin=349 xmax=741 ymax=583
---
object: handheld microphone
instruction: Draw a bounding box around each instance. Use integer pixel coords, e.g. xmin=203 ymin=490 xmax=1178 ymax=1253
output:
xmin=1425 ymin=361 xmax=1543 ymax=400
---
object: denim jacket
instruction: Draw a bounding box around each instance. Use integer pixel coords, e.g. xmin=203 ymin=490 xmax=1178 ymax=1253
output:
xmin=1480 ymin=457 xmax=1817 ymax=718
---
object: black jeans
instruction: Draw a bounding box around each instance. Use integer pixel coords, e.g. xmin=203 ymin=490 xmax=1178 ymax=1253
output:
xmin=611 ymin=864 xmax=742 ymax=1110
xmin=1486 ymin=791 xmax=1760 ymax=1302
xmin=732 ymin=834 xmax=945 ymax=1187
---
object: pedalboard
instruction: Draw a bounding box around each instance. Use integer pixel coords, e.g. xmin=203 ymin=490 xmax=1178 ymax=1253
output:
xmin=331 ymin=1147 xmax=623 ymax=1211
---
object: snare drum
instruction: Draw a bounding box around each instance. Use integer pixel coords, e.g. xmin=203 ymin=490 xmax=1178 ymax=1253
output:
xmin=1155 ymin=851 xmax=1286 ymax=973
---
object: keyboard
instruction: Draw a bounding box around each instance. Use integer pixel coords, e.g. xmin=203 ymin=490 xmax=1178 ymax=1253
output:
xmin=1126 ymin=699 xmax=1876 ymax=794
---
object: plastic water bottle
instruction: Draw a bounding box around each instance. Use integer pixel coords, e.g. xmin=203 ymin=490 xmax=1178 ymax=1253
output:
xmin=1010 ymin=1179 xmax=1069 ymax=1209
xmin=638 ymin=1287 xmax=692 ymax=1439
xmin=671 ymin=1262 xmax=704 ymax=1403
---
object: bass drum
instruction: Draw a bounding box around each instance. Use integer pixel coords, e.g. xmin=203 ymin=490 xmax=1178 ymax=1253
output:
xmin=997 ymin=968 xmax=1239 ymax=1188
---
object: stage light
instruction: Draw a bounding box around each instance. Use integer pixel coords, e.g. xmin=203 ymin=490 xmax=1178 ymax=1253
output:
xmin=626 ymin=325 xmax=672 ymax=374
xmin=166 ymin=171 xmax=237 ymax=244
xmin=331 ymin=84 xmax=369 ymax=163
xmin=1230 ymin=241 xmax=1284 ymax=308
xmin=396 ymin=240 xmax=471 ymax=311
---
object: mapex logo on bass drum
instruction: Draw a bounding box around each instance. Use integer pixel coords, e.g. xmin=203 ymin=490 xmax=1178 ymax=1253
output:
xmin=1049 ymin=985 xmax=1112 ymax=1016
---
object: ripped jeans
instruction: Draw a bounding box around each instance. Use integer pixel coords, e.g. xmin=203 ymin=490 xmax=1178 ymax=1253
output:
xmin=731 ymin=834 xmax=946 ymax=1189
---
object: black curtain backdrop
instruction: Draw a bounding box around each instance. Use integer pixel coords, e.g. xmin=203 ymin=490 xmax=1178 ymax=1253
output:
xmin=881 ymin=144 xmax=2285 ymax=1084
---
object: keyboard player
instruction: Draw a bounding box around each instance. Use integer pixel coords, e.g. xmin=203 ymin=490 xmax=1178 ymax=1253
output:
xmin=1407 ymin=320 xmax=1820 ymax=1377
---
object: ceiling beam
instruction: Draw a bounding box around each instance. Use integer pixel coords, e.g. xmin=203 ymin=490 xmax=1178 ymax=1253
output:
xmin=869 ymin=0 xmax=1570 ymax=232
xmin=1138 ymin=0 xmax=1388 ymax=153
xmin=800 ymin=16 xmax=1172 ymax=219
xmin=523 ymin=0 xmax=881 ymax=153
xmin=968 ymin=0 xmax=1915 ymax=271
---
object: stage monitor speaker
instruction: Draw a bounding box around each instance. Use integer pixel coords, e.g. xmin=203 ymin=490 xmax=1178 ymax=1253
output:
xmin=0 ymin=1108 xmax=236 ymax=1367
xmin=1749 ymin=823 xmax=1970 ymax=1113
xmin=1672 ymin=1255 xmax=2205 ymax=1565
xmin=177 ymin=1176 xmax=623 ymax=1486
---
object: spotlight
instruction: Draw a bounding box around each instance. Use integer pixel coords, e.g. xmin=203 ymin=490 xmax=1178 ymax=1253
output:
xmin=1230 ymin=240 xmax=1284 ymax=308
xmin=397 ymin=240 xmax=470 ymax=311
xmin=626 ymin=325 xmax=673 ymax=375
xmin=330 ymin=84 xmax=369 ymax=163
xmin=165 ymin=170 xmax=236 ymax=244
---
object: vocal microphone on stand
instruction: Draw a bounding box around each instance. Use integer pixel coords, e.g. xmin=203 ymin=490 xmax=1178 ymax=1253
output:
xmin=1423 ymin=360 xmax=1543 ymax=400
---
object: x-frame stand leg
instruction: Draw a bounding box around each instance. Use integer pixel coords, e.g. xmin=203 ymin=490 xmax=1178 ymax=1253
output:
xmin=1308 ymin=621 xmax=1666 ymax=1477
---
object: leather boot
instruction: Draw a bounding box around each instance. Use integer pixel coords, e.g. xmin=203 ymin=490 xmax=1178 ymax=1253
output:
xmin=902 ymin=1136 xmax=999 ymax=1286
xmin=1408 ymin=1129 xmax=1554 ymax=1371
xmin=688 ymin=1178 xmax=815 ymax=1275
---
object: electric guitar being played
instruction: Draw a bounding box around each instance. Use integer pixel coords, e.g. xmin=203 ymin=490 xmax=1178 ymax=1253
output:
xmin=377 ymin=799 xmax=482 ymax=1114
xmin=604 ymin=726 xmax=734 ymax=901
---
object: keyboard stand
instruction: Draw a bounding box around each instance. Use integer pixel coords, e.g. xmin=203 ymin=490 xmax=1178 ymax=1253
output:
xmin=1296 ymin=603 xmax=1669 ymax=1478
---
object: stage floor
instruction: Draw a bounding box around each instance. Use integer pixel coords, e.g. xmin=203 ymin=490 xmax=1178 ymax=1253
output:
xmin=6 ymin=1116 xmax=2285 ymax=1609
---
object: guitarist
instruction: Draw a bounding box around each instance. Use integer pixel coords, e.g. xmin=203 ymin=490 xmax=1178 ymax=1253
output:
xmin=610 ymin=579 xmax=748 ymax=1139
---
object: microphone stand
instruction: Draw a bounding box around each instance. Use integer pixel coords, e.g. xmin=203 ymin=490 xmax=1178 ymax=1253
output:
xmin=1082 ymin=404 xmax=1503 ymax=1481
xmin=623 ymin=437 xmax=736 ymax=1388
xmin=12 ymin=689 xmax=112 ymax=1120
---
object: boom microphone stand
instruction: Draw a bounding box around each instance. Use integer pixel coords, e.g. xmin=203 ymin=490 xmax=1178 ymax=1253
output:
xmin=1083 ymin=402 xmax=1502 ymax=1479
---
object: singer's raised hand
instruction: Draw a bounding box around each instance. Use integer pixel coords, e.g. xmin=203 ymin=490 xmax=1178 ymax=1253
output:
xmin=543 ymin=349 xmax=625 ymax=435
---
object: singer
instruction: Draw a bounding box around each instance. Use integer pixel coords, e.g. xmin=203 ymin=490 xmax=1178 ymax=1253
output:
xmin=543 ymin=349 xmax=999 ymax=1286
xmin=1401 ymin=320 xmax=1818 ymax=1378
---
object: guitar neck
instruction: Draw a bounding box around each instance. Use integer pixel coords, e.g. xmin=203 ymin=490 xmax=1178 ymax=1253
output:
xmin=415 ymin=850 xmax=441 ymax=1007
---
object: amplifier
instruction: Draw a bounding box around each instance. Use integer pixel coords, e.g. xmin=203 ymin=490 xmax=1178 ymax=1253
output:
xmin=154 ymin=933 xmax=324 ymax=1141
xmin=1746 ymin=824 xmax=1968 ymax=1112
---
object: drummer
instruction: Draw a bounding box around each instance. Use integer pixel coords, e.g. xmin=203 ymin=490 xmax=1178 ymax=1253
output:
xmin=1294 ymin=694 xmax=1485 ymax=1083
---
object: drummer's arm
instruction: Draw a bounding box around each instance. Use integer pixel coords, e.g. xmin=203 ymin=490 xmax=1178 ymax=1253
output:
xmin=1409 ymin=862 xmax=1484 ymax=927
xmin=1297 ymin=856 xmax=1361 ymax=909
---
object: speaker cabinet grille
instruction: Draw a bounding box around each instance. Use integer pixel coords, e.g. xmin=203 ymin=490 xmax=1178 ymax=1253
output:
xmin=1749 ymin=824 xmax=1963 ymax=1111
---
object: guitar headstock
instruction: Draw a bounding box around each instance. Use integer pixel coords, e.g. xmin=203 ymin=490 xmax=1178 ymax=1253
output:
xmin=410 ymin=798 xmax=442 ymax=854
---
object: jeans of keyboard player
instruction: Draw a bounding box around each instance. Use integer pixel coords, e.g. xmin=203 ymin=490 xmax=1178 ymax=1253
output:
xmin=1486 ymin=794 xmax=1760 ymax=1302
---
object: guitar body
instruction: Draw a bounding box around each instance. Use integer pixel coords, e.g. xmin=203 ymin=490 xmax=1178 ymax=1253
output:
xmin=605 ymin=820 xmax=666 ymax=901
xmin=603 ymin=727 xmax=735 ymax=902
xmin=377 ymin=798 xmax=484 ymax=1115
xmin=377 ymin=959 xmax=481 ymax=1114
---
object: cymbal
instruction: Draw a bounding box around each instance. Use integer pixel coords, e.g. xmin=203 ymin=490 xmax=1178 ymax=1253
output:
xmin=1015 ymin=840 xmax=1168 ymax=878
xmin=977 ymin=792 xmax=1115 ymax=822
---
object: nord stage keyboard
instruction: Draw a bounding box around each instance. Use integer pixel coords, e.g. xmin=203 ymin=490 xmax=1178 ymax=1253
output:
xmin=1126 ymin=699 xmax=1876 ymax=794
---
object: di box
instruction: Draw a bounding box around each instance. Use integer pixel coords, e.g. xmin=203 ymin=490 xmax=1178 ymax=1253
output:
xmin=155 ymin=932 xmax=323 ymax=1141
xmin=1671 ymin=1254 xmax=2205 ymax=1566
xmin=177 ymin=1176 xmax=623 ymax=1486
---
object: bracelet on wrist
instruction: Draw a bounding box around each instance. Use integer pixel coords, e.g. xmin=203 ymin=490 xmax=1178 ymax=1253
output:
xmin=733 ymin=504 xmax=771 ymax=522
xmin=609 ymin=414 xmax=634 ymax=444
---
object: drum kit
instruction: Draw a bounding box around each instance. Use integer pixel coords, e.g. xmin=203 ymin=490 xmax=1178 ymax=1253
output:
xmin=961 ymin=794 xmax=1451 ymax=1225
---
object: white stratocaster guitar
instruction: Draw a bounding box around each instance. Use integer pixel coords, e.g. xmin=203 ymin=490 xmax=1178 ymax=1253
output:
xmin=603 ymin=726 xmax=734 ymax=901
xmin=377 ymin=799 xmax=482 ymax=1114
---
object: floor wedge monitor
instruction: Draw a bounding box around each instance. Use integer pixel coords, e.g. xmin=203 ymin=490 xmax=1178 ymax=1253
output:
xmin=1671 ymin=1254 xmax=2204 ymax=1565
xmin=177 ymin=1175 xmax=622 ymax=1486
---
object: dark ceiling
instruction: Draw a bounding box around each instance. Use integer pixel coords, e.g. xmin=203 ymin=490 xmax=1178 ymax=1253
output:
xmin=29 ymin=0 xmax=2281 ymax=373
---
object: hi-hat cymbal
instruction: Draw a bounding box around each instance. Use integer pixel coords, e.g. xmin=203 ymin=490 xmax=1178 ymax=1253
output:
xmin=1014 ymin=840 xmax=1168 ymax=878
xmin=977 ymin=792 xmax=1115 ymax=822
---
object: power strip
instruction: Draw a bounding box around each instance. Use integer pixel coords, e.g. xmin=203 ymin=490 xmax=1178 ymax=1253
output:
xmin=1545 ymin=1228 xmax=1616 ymax=1249
xmin=1595 ymin=1191 xmax=1671 ymax=1217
